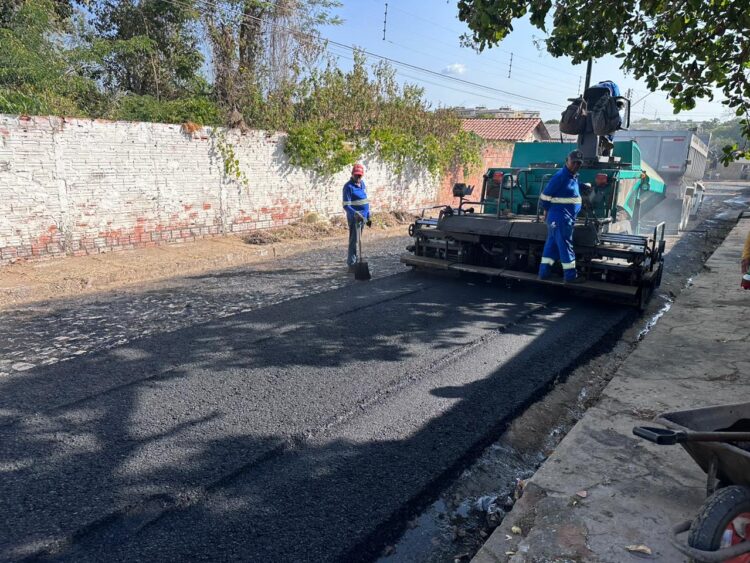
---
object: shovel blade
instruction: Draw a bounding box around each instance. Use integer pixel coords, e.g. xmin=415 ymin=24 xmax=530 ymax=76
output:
xmin=354 ymin=262 xmax=371 ymax=281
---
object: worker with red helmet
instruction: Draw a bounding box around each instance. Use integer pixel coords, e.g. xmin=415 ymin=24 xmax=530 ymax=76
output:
xmin=343 ymin=163 xmax=371 ymax=271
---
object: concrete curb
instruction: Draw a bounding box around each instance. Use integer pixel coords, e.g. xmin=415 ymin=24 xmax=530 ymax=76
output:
xmin=473 ymin=214 xmax=750 ymax=562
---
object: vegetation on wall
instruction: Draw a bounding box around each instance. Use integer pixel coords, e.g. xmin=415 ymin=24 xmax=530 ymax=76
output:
xmin=286 ymin=54 xmax=483 ymax=175
xmin=0 ymin=0 xmax=482 ymax=177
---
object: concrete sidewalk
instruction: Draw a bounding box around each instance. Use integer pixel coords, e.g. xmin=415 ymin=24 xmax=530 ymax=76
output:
xmin=474 ymin=212 xmax=750 ymax=562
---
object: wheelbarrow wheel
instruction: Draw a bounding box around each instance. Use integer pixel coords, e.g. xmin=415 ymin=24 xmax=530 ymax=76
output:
xmin=688 ymin=485 xmax=750 ymax=561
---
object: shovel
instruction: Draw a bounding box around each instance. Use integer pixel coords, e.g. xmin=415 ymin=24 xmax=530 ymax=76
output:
xmin=354 ymin=219 xmax=371 ymax=281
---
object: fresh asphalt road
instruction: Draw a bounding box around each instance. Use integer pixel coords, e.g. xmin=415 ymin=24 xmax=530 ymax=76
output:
xmin=0 ymin=272 xmax=629 ymax=562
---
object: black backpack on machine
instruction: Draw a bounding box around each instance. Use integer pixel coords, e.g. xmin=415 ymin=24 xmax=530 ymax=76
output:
xmin=591 ymin=95 xmax=621 ymax=136
xmin=559 ymin=97 xmax=587 ymax=135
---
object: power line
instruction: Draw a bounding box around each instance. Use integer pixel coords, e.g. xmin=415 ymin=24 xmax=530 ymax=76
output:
xmin=379 ymin=0 xmax=732 ymax=116
xmin=379 ymin=6 xmax=583 ymax=87
xmin=337 ymin=54 xmax=514 ymax=103
xmin=326 ymin=45 xmax=519 ymax=105
xmin=175 ymin=0 xmax=564 ymax=109
xmin=329 ymin=45 xmax=560 ymax=108
xmin=382 ymin=2 xmax=586 ymax=80
xmin=378 ymin=38 xmax=569 ymax=106
xmin=384 ymin=33 xmax=581 ymax=92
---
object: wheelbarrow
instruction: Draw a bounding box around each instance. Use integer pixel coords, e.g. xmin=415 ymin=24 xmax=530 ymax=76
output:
xmin=633 ymin=402 xmax=750 ymax=562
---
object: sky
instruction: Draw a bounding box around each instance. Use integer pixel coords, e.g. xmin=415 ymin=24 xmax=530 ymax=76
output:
xmin=319 ymin=1 xmax=732 ymax=122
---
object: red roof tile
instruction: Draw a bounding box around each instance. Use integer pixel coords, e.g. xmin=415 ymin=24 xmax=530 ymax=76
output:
xmin=461 ymin=118 xmax=549 ymax=141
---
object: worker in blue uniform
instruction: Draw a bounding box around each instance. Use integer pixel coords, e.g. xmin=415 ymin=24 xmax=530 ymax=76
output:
xmin=538 ymin=150 xmax=585 ymax=283
xmin=342 ymin=163 xmax=371 ymax=271
xmin=593 ymin=80 xmax=624 ymax=153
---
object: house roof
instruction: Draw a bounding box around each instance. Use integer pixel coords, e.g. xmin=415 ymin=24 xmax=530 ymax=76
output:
xmin=461 ymin=118 xmax=550 ymax=141
xmin=544 ymin=123 xmax=577 ymax=142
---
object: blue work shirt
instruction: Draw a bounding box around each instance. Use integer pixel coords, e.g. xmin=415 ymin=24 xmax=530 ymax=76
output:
xmin=539 ymin=166 xmax=582 ymax=224
xmin=342 ymin=179 xmax=370 ymax=222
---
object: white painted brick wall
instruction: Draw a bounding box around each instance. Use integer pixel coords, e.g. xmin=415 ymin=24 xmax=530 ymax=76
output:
xmin=0 ymin=115 xmax=438 ymax=264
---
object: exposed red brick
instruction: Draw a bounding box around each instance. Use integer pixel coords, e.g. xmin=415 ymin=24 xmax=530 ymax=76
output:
xmin=439 ymin=141 xmax=515 ymax=205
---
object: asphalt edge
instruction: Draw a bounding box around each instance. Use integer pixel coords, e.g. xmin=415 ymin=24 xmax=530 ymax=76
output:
xmin=471 ymin=212 xmax=750 ymax=563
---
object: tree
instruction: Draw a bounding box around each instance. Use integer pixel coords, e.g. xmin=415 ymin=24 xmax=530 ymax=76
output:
xmin=284 ymin=51 xmax=483 ymax=175
xmin=0 ymin=0 xmax=102 ymax=116
xmin=88 ymin=0 xmax=205 ymax=100
xmin=456 ymin=0 xmax=750 ymax=163
xmin=1 ymin=0 xmax=79 ymax=26
xmin=702 ymin=118 xmax=745 ymax=160
xmin=202 ymin=0 xmax=341 ymax=121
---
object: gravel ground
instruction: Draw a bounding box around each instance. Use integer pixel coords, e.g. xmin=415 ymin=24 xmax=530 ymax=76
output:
xmin=0 ymin=233 xmax=412 ymax=376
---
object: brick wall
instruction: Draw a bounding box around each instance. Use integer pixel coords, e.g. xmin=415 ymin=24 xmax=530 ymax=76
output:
xmin=0 ymin=115 xmax=438 ymax=265
xmin=438 ymin=140 xmax=515 ymax=205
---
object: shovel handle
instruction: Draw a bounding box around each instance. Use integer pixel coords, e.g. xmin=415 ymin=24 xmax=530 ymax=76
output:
xmin=357 ymin=220 xmax=363 ymax=263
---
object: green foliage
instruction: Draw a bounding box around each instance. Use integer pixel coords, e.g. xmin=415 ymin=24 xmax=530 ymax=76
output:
xmin=456 ymin=0 xmax=750 ymax=165
xmin=0 ymin=1 xmax=481 ymax=180
xmin=88 ymin=0 xmax=204 ymax=99
xmin=286 ymin=120 xmax=358 ymax=175
xmin=203 ymin=0 xmax=342 ymax=111
xmin=213 ymin=130 xmax=250 ymax=188
xmin=112 ymin=94 xmax=222 ymax=125
xmin=282 ymin=53 xmax=483 ymax=176
xmin=0 ymin=0 xmax=102 ymax=116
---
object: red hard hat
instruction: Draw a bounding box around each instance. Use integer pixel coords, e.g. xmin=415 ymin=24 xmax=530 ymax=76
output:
xmin=352 ymin=163 xmax=365 ymax=176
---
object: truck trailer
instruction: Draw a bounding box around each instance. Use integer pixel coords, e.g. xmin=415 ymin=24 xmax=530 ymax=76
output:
xmin=614 ymin=129 xmax=708 ymax=233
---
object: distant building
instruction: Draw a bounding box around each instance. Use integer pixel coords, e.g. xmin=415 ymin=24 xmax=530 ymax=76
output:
xmin=452 ymin=106 xmax=541 ymax=119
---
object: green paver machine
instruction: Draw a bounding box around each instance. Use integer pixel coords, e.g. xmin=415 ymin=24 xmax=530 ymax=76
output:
xmin=401 ymin=85 xmax=667 ymax=309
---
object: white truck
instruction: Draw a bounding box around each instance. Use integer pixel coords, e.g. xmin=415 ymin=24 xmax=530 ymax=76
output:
xmin=615 ymin=129 xmax=709 ymax=232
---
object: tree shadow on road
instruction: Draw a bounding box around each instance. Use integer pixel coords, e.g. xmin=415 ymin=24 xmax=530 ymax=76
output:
xmin=0 ymin=272 xmax=627 ymax=562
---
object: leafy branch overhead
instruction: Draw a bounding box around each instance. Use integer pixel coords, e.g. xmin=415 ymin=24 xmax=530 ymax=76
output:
xmin=456 ymin=0 xmax=750 ymax=164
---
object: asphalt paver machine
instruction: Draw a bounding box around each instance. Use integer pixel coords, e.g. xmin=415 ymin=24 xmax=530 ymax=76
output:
xmin=401 ymin=85 xmax=667 ymax=309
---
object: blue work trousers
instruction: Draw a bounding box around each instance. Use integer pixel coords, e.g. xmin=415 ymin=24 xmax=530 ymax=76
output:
xmin=539 ymin=219 xmax=578 ymax=281
xmin=347 ymin=218 xmax=364 ymax=266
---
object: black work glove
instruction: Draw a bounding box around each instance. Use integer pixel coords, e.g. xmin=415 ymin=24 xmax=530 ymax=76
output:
xmin=366 ymin=219 xmax=372 ymax=228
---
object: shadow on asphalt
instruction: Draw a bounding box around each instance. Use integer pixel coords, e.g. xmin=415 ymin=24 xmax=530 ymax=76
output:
xmin=0 ymin=262 xmax=631 ymax=562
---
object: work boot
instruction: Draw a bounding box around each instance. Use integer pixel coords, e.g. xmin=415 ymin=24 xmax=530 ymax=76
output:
xmin=347 ymin=265 xmax=356 ymax=273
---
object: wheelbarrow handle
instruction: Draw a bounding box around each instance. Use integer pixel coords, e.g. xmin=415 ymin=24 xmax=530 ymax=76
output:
xmin=633 ymin=426 xmax=685 ymax=445
xmin=633 ymin=426 xmax=750 ymax=445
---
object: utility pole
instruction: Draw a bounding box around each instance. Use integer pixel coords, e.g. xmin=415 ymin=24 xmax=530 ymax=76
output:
xmin=382 ymin=3 xmax=388 ymax=41
xmin=584 ymin=59 xmax=593 ymax=90
xmin=508 ymin=53 xmax=513 ymax=79
xmin=577 ymin=76 xmax=582 ymax=95
xmin=625 ymin=88 xmax=632 ymax=125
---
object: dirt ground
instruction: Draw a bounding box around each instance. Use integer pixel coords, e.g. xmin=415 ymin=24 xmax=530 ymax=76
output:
xmin=0 ymin=212 xmax=412 ymax=310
